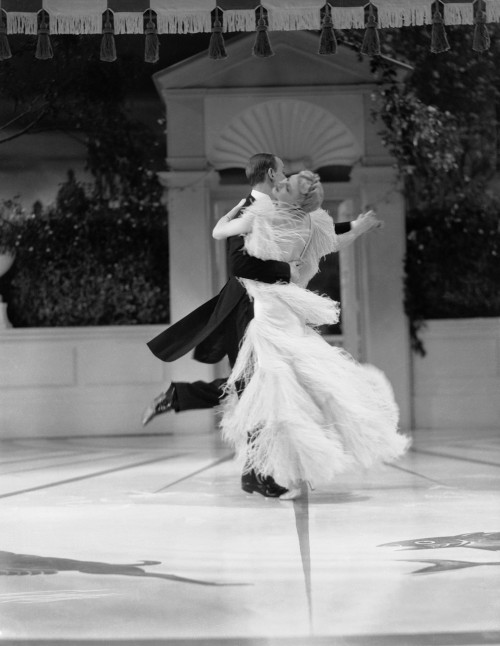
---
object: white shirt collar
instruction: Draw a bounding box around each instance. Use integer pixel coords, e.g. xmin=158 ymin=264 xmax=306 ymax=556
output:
xmin=251 ymin=189 xmax=273 ymax=202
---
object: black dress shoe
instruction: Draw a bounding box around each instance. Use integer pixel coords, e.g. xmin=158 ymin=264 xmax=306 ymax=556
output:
xmin=241 ymin=470 xmax=288 ymax=498
xmin=142 ymin=383 xmax=176 ymax=426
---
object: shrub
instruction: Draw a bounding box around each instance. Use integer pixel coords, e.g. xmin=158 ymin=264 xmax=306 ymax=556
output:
xmin=7 ymin=176 xmax=169 ymax=327
xmin=405 ymin=190 xmax=500 ymax=353
xmin=371 ymin=60 xmax=500 ymax=353
xmin=0 ymin=198 xmax=25 ymax=254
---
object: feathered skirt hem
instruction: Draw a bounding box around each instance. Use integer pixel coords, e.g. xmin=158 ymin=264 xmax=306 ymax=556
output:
xmin=219 ymin=279 xmax=410 ymax=489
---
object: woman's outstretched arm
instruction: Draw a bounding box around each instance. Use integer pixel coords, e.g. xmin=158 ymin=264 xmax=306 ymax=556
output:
xmin=336 ymin=210 xmax=381 ymax=249
xmin=212 ymin=199 xmax=252 ymax=240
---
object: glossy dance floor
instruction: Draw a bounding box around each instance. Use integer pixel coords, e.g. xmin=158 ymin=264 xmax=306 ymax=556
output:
xmin=1 ymin=428 xmax=499 ymax=646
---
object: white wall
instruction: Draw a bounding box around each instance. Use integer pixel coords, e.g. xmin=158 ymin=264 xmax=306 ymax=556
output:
xmin=2 ymin=318 xmax=497 ymax=438
xmin=0 ymin=325 xmax=213 ymax=439
xmin=413 ymin=318 xmax=500 ymax=430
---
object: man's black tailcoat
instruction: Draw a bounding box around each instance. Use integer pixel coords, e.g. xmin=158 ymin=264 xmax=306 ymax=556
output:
xmin=147 ymin=196 xmax=291 ymax=367
xmin=147 ymin=197 xmax=351 ymax=367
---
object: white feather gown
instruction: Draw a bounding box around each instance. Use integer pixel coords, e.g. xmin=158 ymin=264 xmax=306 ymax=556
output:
xmin=220 ymin=201 xmax=410 ymax=489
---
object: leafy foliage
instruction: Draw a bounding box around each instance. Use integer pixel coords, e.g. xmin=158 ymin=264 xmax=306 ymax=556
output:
xmin=8 ymin=173 xmax=169 ymax=327
xmin=1 ymin=37 xmax=172 ymax=327
xmin=404 ymin=192 xmax=500 ymax=354
xmin=369 ymin=25 xmax=500 ymax=351
xmin=0 ymin=198 xmax=25 ymax=254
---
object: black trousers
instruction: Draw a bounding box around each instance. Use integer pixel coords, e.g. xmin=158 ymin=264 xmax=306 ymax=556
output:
xmin=173 ymin=290 xmax=252 ymax=412
xmin=174 ymin=378 xmax=227 ymax=412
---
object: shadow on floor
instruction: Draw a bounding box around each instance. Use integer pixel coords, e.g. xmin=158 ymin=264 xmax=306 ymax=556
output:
xmin=0 ymin=550 xmax=249 ymax=586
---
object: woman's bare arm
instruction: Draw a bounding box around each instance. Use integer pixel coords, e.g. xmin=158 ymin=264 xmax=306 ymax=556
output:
xmin=212 ymin=199 xmax=252 ymax=240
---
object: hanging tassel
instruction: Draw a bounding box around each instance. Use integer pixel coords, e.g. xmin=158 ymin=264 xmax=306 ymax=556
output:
xmin=472 ymin=6 xmax=490 ymax=52
xmin=0 ymin=14 xmax=11 ymax=61
xmin=144 ymin=12 xmax=159 ymax=63
xmin=35 ymin=12 xmax=53 ymax=60
xmin=318 ymin=7 xmax=337 ymax=55
xmin=361 ymin=8 xmax=380 ymax=56
xmin=100 ymin=11 xmax=117 ymax=62
xmin=208 ymin=9 xmax=227 ymax=60
xmin=430 ymin=5 xmax=450 ymax=53
xmin=253 ymin=8 xmax=274 ymax=58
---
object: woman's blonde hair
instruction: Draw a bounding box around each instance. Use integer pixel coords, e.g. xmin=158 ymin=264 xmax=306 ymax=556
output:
xmin=296 ymin=170 xmax=324 ymax=213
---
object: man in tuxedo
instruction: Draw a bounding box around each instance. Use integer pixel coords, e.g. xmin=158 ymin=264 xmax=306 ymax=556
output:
xmin=145 ymin=153 xmax=293 ymax=497
xmin=145 ymin=152 xmax=373 ymax=497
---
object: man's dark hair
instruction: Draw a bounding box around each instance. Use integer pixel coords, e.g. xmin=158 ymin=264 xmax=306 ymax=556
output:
xmin=245 ymin=153 xmax=278 ymax=186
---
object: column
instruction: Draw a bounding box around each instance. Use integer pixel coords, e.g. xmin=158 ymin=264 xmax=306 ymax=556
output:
xmin=350 ymin=166 xmax=412 ymax=431
xmin=157 ymin=170 xmax=220 ymax=433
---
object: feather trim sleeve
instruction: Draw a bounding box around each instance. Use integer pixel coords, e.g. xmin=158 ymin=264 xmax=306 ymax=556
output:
xmin=241 ymin=201 xmax=311 ymax=263
xmin=240 ymin=202 xmax=339 ymax=286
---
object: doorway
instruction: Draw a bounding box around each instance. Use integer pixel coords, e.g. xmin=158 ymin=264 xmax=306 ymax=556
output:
xmin=210 ymin=195 xmax=361 ymax=358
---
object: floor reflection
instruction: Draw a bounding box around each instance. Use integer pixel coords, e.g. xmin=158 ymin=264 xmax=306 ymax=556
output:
xmin=0 ymin=428 xmax=499 ymax=643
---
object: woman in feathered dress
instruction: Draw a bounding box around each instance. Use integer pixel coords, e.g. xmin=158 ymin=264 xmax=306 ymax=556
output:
xmin=212 ymin=170 xmax=410 ymax=500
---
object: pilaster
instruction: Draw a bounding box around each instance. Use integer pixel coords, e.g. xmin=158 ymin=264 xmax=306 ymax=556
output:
xmin=156 ymin=169 xmax=221 ymax=433
xmin=350 ymin=165 xmax=412 ymax=431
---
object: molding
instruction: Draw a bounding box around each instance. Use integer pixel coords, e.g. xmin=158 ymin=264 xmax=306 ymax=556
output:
xmin=161 ymin=85 xmax=379 ymax=101
xmin=350 ymin=164 xmax=401 ymax=181
xmin=414 ymin=376 xmax=500 ymax=396
xmin=157 ymin=169 xmax=219 ymax=189
xmin=164 ymin=156 xmax=207 ymax=172
xmin=419 ymin=317 xmax=500 ymax=339
xmin=361 ymin=155 xmax=398 ymax=167
xmin=211 ymin=181 xmax=358 ymax=204
xmin=0 ymin=324 xmax=168 ymax=342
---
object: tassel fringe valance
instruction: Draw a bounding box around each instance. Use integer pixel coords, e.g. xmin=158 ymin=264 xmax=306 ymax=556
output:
xmin=144 ymin=11 xmax=160 ymax=63
xmin=267 ymin=9 xmax=321 ymax=31
xmin=361 ymin=3 xmax=381 ymax=56
xmin=443 ymin=2 xmax=474 ymax=25
xmin=0 ymin=1 xmax=497 ymax=62
xmin=486 ymin=0 xmax=500 ymax=22
xmin=318 ymin=5 xmax=337 ymax=55
xmin=6 ymin=13 xmax=38 ymax=36
xmin=431 ymin=3 xmax=451 ymax=54
xmin=223 ymin=10 xmax=256 ymax=32
xmin=34 ymin=10 xmax=53 ymax=60
xmin=100 ymin=10 xmax=116 ymax=62
xmin=49 ymin=15 xmax=102 ymax=35
xmin=473 ymin=7 xmax=491 ymax=51
xmin=208 ymin=8 xmax=227 ymax=59
xmin=253 ymin=7 xmax=274 ymax=58
xmin=2 ymin=1 xmax=500 ymax=35
xmin=376 ymin=3 xmax=432 ymax=29
xmin=113 ymin=13 xmax=145 ymax=35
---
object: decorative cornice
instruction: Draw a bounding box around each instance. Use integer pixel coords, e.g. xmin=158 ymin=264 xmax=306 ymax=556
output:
xmin=157 ymin=169 xmax=219 ymax=189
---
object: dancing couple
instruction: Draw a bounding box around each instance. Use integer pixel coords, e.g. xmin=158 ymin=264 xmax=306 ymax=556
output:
xmin=144 ymin=153 xmax=409 ymax=500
